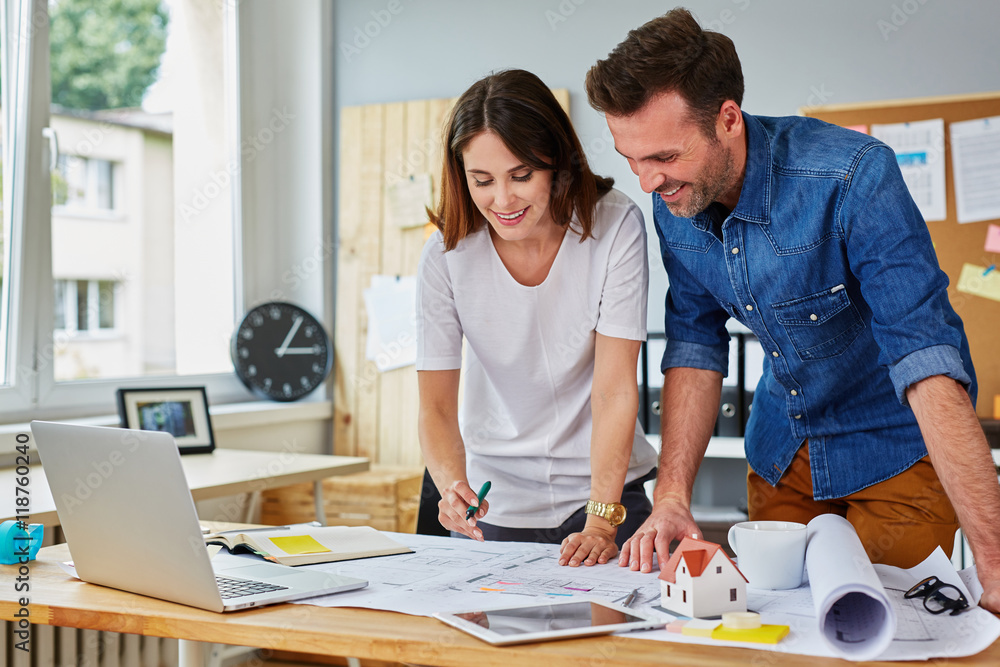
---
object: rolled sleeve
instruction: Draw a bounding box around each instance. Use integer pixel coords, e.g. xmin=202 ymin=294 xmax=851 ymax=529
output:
xmin=889 ymin=344 xmax=972 ymax=405
xmin=842 ymin=145 xmax=974 ymax=398
xmin=655 ymin=210 xmax=731 ymax=377
xmin=662 ymin=338 xmax=730 ymax=376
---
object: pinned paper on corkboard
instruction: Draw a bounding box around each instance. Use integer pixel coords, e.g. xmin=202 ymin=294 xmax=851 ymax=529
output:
xmin=956 ymin=263 xmax=1000 ymax=303
xmin=985 ymin=224 xmax=1000 ymax=254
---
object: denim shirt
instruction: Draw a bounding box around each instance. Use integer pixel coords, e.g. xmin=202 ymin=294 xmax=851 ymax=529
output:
xmin=654 ymin=113 xmax=975 ymax=500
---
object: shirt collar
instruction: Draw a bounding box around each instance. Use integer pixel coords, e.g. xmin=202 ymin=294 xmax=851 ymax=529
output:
xmin=731 ymin=112 xmax=771 ymax=225
xmin=685 ymin=111 xmax=771 ymax=231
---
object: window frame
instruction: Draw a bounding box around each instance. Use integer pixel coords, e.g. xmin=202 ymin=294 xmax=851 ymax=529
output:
xmin=0 ymin=0 xmax=277 ymax=423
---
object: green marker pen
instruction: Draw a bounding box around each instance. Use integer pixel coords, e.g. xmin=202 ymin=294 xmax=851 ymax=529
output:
xmin=466 ymin=480 xmax=492 ymax=520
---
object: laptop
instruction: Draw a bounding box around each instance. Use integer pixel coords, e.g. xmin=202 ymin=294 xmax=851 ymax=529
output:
xmin=31 ymin=420 xmax=368 ymax=612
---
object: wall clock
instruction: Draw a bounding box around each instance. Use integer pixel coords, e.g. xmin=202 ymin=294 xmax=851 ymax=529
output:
xmin=231 ymin=301 xmax=332 ymax=401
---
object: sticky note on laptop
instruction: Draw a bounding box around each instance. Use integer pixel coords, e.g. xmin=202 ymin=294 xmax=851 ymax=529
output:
xmin=269 ymin=535 xmax=332 ymax=555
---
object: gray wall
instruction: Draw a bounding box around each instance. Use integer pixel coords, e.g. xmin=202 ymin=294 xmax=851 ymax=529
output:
xmin=333 ymin=0 xmax=1000 ymax=332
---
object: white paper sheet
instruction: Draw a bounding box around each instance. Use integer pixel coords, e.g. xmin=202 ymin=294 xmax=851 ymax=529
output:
xmin=386 ymin=173 xmax=433 ymax=229
xmin=363 ymin=275 xmax=417 ymax=372
xmin=950 ymin=116 xmax=1000 ymax=223
xmin=298 ymin=532 xmax=666 ymax=617
xmin=290 ymin=528 xmax=999 ymax=662
xmin=871 ymin=119 xmax=947 ymax=222
xmin=804 ymin=514 xmax=896 ymax=660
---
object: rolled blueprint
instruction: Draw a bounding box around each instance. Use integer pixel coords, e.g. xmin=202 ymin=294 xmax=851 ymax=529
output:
xmin=805 ymin=514 xmax=896 ymax=661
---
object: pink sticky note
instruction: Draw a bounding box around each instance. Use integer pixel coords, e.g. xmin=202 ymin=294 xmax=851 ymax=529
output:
xmin=986 ymin=224 xmax=1000 ymax=254
xmin=666 ymin=620 xmax=688 ymax=633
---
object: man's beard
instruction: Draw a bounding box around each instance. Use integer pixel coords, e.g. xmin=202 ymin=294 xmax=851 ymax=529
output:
xmin=659 ymin=140 xmax=738 ymax=219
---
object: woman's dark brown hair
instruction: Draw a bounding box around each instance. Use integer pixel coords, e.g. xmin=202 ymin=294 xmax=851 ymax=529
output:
xmin=585 ymin=7 xmax=744 ymax=138
xmin=430 ymin=69 xmax=613 ymax=251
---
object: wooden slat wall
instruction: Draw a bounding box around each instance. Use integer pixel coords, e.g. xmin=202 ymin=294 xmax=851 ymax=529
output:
xmin=335 ymin=91 xmax=570 ymax=464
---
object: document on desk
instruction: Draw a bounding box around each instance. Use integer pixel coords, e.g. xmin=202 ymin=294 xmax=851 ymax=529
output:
xmin=297 ymin=533 xmax=666 ymax=617
xmin=296 ymin=528 xmax=1000 ymax=661
xmin=639 ymin=515 xmax=1000 ymax=662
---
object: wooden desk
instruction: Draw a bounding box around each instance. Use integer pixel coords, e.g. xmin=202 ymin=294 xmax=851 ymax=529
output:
xmin=3 ymin=543 xmax=999 ymax=667
xmin=0 ymin=448 xmax=369 ymax=526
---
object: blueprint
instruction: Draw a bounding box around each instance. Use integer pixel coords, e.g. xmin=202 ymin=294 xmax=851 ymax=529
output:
xmin=297 ymin=533 xmax=665 ymax=617
xmin=287 ymin=530 xmax=1000 ymax=662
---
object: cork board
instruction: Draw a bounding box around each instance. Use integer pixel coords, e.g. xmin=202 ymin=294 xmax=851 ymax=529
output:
xmin=335 ymin=90 xmax=570 ymax=464
xmin=803 ymin=92 xmax=1000 ymax=418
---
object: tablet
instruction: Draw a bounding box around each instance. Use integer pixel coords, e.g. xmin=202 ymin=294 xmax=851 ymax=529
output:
xmin=433 ymin=599 xmax=664 ymax=645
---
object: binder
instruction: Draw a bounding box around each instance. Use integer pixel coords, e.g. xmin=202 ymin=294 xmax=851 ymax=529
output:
xmin=742 ymin=335 xmax=764 ymax=433
xmin=716 ymin=335 xmax=743 ymax=436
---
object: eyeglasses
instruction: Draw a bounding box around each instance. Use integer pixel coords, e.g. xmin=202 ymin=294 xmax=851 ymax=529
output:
xmin=904 ymin=576 xmax=970 ymax=616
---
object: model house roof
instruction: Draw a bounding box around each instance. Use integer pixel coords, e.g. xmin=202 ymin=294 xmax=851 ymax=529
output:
xmin=659 ymin=537 xmax=748 ymax=584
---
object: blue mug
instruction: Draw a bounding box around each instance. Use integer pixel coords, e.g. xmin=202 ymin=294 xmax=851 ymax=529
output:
xmin=0 ymin=520 xmax=44 ymax=564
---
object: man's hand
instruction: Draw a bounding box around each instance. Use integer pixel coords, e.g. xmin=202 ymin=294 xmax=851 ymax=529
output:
xmin=979 ymin=570 xmax=1000 ymax=613
xmin=437 ymin=480 xmax=490 ymax=541
xmin=618 ymin=500 xmax=700 ymax=573
xmin=559 ymin=525 xmax=618 ymax=567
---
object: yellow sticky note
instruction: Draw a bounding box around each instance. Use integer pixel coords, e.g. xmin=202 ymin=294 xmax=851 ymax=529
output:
xmin=711 ymin=624 xmax=790 ymax=644
xmin=681 ymin=619 xmax=721 ymax=637
xmin=957 ymin=263 xmax=1000 ymax=303
xmin=269 ymin=535 xmax=331 ymax=555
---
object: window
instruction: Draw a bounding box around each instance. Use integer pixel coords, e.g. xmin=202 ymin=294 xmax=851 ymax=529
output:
xmin=54 ymin=155 xmax=116 ymax=211
xmin=683 ymin=590 xmax=687 ymax=603
xmin=54 ymin=280 xmax=117 ymax=333
xmin=730 ymin=588 xmax=737 ymax=602
xmin=666 ymin=584 xmax=671 ymax=597
xmin=0 ymin=0 xmax=245 ymax=417
xmin=1 ymin=1 xmax=333 ymax=420
xmin=717 ymin=566 xmax=722 ymax=574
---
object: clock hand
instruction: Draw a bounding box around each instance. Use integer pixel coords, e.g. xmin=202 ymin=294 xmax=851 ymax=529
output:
xmin=275 ymin=315 xmax=303 ymax=358
xmin=280 ymin=347 xmax=319 ymax=354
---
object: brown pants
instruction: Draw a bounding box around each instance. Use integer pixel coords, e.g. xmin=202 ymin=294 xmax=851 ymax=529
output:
xmin=747 ymin=442 xmax=959 ymax=568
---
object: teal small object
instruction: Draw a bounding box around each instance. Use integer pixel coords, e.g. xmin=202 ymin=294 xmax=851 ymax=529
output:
xmin=466 ymin=480 xmax=492 ymax=520
xmin=0 ymin=520 xmax=44 ymax=565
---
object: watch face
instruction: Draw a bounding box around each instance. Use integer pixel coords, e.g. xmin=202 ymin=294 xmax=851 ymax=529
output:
xmin=231 ymin=302 xmax=332 ymax=401
xmin=609 ymin=505 xmax=627 ymax=526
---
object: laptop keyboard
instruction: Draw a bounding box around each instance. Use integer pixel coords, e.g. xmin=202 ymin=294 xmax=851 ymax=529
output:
xmin=216 ymin=575 xmax=289 ymax=600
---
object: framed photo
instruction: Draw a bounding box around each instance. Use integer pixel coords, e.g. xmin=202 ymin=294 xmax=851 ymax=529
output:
xmin=116 ymin=387 xmax=215 ymax=454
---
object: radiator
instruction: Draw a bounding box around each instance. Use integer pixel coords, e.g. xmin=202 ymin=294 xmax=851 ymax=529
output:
xmin=1 ymin=622 xmax=178 ymax=667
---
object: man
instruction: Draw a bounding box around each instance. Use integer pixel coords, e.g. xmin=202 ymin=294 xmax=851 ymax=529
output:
xmin=585 ymin=8 xmax=1000 ymax=612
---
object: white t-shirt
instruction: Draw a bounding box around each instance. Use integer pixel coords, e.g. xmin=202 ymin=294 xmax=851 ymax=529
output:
xmin=416 ymin=188 xmax=657 ymax=528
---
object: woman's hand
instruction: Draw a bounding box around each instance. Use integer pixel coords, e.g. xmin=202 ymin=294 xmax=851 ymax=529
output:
xmin=559 ymin=524 xmax=618 ymax=566
xmin=438 ymin=480 xmax=490 ymax=541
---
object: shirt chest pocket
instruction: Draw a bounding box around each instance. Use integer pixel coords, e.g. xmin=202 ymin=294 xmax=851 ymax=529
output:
xmin=771 ymin=285 xmax=864 ymax=360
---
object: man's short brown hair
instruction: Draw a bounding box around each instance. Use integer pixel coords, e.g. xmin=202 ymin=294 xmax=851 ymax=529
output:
xmin=585 ymin=7 xmax=744 ymax=136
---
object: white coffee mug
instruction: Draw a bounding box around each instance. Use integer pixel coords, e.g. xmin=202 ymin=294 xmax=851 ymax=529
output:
xmin=727 ymin=520 xmax=807 ymax=590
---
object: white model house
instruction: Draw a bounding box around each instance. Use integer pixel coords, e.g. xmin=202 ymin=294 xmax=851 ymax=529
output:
xmin=659 ymin=537 xmax=748 ymax=618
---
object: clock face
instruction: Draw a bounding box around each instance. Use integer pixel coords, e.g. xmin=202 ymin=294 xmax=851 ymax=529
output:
xmin=231 ymin=302 xmax=332 ymax=401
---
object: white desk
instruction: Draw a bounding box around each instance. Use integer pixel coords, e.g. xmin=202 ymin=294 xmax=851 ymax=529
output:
xmin=1 ymin=448 xmax=369 ymax=526
xmin=645 ymin=434 xmax=747 ymax=459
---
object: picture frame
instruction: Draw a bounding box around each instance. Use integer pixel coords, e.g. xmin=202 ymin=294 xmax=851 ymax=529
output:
xmin=116 ymin=386 xmax=215 ymax=454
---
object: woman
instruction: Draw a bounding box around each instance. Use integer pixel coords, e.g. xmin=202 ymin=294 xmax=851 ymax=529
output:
xmin=416 ymin=69 xmax=656 ymax=567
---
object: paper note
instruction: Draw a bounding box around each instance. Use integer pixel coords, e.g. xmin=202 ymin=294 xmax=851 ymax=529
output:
xmin=363 ymin=275 xmax=417 ymax=371
xmin=950 ymin=116 xmax=1000 ymax=223
xmin=957 ymin=263 xmax=1000 ymax=303
xmin=269 ymin=535 xmax=332 ymax=555
xmin=871 ymin=119 xmax=947 ymax=222
xmin=387 ymin=173 xmax=434 ymax=229
xmin=986 ymin=224 xmax=1000 ymax=253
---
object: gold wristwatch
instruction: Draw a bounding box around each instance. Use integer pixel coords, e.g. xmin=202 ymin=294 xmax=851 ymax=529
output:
xmin=585 ymin=500 xmax=627 ymax=526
